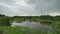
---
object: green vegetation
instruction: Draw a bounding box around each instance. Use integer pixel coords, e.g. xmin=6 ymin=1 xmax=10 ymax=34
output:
xmin=0 ymin=14 xmax=60 ymax=34
xmin=0 ymin=26 xmax=60 ymax=34
xmin=0 ymin=16 xmax=11 ymax=26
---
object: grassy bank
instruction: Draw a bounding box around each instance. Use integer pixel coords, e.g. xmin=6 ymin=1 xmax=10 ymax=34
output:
xmin=0 ymin=26 xmax=60 ymax=34
xmin=0 ymin=26 xmax=48 ymax=34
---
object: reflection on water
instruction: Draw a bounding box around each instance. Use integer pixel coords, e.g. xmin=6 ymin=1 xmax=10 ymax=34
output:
xmin=11 ymin=21 xmax=52 ymax=30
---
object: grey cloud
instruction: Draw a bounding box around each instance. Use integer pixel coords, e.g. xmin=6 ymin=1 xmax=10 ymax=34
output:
xmin=25 ymin=0 xmax=60 ymax=13
xmin=0 ymin=0 xmax=60 ymax=16
xmin=0 ymin=0 xmax=15 ymax=5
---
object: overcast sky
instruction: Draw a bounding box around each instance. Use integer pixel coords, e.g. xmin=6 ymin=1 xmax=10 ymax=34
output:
xmin=0 ymin=0 xmax=60 ymax=16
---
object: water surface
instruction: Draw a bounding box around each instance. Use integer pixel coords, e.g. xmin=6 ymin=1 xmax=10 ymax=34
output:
xmin=11 ymin=21 xmax=52 ymax=30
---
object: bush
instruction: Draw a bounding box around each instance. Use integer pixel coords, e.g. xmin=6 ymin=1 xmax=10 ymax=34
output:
xmin=0 ymin=17 xmax=11 ymax=26
xmin=40 ymin=20 xmax=53 ymax=26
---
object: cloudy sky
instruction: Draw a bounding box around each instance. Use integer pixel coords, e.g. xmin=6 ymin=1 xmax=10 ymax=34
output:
xmin=0 ymin=0 xmax=60 ymax=16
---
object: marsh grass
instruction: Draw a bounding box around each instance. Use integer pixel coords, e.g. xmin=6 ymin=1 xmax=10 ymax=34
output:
xmin=0 ymin=14 xmax=60 ymax=34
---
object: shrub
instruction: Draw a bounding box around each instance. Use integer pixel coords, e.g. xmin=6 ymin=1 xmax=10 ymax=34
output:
xmin=0 ymin=17 xmax=11 ymax=26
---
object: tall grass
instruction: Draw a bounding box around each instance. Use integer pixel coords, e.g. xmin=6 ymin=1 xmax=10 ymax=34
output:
xmin=0 ymin=26 xmax=58 ymax=34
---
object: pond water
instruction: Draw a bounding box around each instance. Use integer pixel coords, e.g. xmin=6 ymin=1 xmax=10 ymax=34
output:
xmin=11 ymin=21 xmax=52 ymax=30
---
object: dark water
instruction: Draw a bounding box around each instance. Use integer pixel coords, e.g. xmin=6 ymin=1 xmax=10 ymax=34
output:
xmin=11 ymin=21 xmax=52 ymax=30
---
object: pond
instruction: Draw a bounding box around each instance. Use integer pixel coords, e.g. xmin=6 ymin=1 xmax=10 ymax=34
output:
xmin=11 ymin=21 xmax=52 ymax=30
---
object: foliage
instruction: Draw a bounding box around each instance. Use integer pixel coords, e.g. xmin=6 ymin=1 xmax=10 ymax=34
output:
xmin=0 ymin=14 xmax=60 ymax=34
xmin=0 ymin=16 xmax=11 ymax=26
